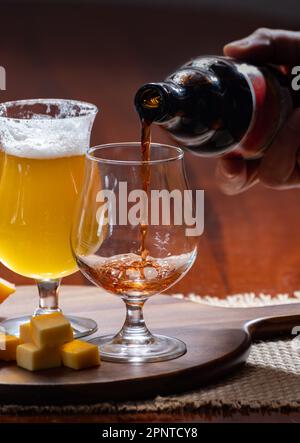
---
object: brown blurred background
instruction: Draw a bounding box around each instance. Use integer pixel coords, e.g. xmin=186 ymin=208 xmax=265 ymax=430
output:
xmin=0 ymin=0 xmax=299 ymax=297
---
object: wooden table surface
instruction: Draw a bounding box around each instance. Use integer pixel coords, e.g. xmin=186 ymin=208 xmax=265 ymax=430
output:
xmin=0 ymin=2 xmax=299 ymax=422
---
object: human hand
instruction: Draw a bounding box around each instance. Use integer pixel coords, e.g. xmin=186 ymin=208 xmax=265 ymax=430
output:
xmin=216 ymin=28 xmax=300 ymax=194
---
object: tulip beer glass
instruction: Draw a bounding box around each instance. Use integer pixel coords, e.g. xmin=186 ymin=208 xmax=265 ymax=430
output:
xmin=0 ymin=98 xmax=98 ymax=337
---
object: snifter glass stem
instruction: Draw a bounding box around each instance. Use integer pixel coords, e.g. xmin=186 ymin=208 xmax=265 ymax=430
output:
xmin=35 ymin=279 xmax=62 ymax=316
xmin=116 ymin=298 xmax=153 ymax=345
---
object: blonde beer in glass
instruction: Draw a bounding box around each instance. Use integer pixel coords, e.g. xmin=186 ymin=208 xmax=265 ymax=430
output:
xmin=0 ymin=153 xmax=85 ymax=279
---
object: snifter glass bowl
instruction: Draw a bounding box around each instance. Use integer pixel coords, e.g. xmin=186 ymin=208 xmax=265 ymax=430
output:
xmin=71 ymin=142 xmax=198 ymax=363
xmin=0 ymin=98 xmax=98 ymax=338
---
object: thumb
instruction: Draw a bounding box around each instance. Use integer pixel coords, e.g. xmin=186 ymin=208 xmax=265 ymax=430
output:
xmin=224 ymin=28 xmax=300 ymax=64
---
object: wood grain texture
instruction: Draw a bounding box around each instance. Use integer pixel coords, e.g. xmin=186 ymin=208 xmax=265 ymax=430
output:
xmin=0 ymin=286 xmax=299 ymax=405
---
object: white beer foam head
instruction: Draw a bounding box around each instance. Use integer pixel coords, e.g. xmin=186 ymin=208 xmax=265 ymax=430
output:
xmin=0 ymin=99 xmax=98 ymax=158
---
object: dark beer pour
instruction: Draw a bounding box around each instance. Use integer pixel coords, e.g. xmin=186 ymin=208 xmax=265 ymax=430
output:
xmin=140 ymin=119 xmax=151 ymax=261
xmin=139 ymin=92 xmax=161 ymax=261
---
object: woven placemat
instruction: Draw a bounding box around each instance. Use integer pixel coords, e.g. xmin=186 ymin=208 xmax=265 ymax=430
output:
xmin=1 ymin=292 xmax=300 ymax=415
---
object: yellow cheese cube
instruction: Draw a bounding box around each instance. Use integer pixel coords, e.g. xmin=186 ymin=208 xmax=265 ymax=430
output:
xmin=31 ymin=312 xmax=73 ymax=348
xmin=61 ymin=340 xmax=100 ymax=370
xmin=0 ymin=333 xmax=20 ymax=361
xmin=0 ymin=278 xmax=16 ymax=304
xmin=16 ymin=343 xmax=61 ymax=371
xmin=19 ymin=322 xmax=33 ymax=344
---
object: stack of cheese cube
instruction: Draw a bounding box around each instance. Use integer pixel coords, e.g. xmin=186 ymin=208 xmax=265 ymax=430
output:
xmin=0 ymin=312 xmax=100 ymax=371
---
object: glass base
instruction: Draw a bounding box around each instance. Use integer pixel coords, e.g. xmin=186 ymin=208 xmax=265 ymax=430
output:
xmin=90 ymin=333 xmax=187 ymax=363
xmin=0 ymin=315 xmax=98 ymax=339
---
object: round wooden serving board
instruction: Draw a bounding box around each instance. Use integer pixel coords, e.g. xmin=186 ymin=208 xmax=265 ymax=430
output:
xmin=0 ymin=286 xmax=299 ymax=405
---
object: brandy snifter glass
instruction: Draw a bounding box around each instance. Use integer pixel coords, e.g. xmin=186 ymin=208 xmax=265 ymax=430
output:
xmin=71 ymin=142 xmax=198 ymax=363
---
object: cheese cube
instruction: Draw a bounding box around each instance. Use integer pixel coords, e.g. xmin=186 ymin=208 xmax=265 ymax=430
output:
xmin=19 ymin=322 xmax=33 ymax=344
xmin=31 ymin=313 xmax=73 ymax=348
xmin=0 ymin=333 xmax=20 ymax=361
xmin=61 ymin=340 xmax=100 ymax=370
xmin=0 ymin=278 xmax=16 ymax=304
xmin=16 ymin=343 xmax=61 ymax=371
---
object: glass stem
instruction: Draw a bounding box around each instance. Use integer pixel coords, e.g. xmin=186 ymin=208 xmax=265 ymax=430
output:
xmin=116 ymin=298 xmax=154 ymax=345
xmin=34 ymin=279 xmax=62 ymax=316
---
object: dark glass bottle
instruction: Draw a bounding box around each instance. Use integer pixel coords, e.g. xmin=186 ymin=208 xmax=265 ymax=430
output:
xmin=134 ymin=56 xmax=296 ymax=158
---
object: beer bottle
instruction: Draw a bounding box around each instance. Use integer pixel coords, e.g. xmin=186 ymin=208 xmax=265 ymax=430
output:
xmin=134 ymin=56 xmax=297 ymax=158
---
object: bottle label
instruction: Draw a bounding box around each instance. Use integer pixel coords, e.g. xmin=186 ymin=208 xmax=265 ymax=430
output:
xmin=236 ymin=63 xmax=293 ymax=159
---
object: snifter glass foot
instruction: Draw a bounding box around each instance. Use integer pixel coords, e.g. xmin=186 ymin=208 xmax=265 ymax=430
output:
xmin=90 ymin=333 xmax=186 ymax=363
xmin=0 ymin=315 xmax=97 ymax=339
xmin=89 ymin=295 xmax=186 ymax=363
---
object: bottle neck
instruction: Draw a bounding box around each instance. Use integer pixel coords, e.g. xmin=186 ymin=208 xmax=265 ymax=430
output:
xmin=134 ymin=82 xmax=187 ymax=123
